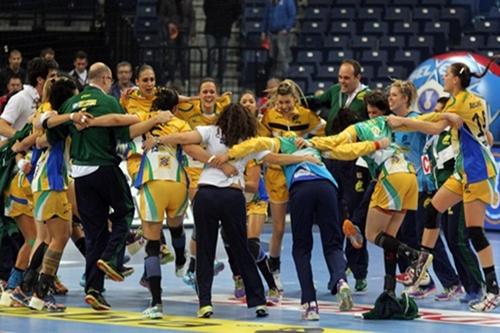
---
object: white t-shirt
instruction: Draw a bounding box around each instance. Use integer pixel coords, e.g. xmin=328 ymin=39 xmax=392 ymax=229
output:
xmin=196 ymin=125 xmax=269 ymax=188
xmin=1 ymin=85 xmax=39 ymax=135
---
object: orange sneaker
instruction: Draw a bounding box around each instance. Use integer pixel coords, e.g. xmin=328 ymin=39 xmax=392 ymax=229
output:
xmin=342 ymin=219 xmax=364 ymax=249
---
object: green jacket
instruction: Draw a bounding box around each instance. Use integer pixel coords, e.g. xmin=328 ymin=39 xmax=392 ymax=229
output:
xmin=47 ymin=85 xmax=131 ymax=166
xmin=304 ymin=83 xmax=369 ymax=135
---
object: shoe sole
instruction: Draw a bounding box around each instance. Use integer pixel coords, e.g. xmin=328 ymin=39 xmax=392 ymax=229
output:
xmin=96 ymin=260 xmax=124 ymax=282
xmin=413 ymin=254 xmax=433 ymax=287
xmin=84 ymin=295 xmax=111 ymax=311
xmin=342 ymin=220 xmax=363 ymax=249
xmin=197 ymin=310 xmax=213 ymax=318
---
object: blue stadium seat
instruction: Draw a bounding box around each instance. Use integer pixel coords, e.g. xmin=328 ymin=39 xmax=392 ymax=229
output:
xmin=335 ymin=0 xmax=362 ymax=7
xmin=301 ymin=20 xmax=327 ymax=35
xmin=324 ymin=35 xmax=350 ymax=49
xmin=423 ymin=21 xmax=450 ymax=52
xmin=330 ymin=7 xmax=356 ymax=21
xmin=392 ymin=21 xmax=419 ymax=36
xmin=370 ymin=79 xmax=392 ymax=90
xmin=384 ymin=6 xmax=411 ymax=21
xmin=248 ymin=0 xmax=266 ymax=7
xmin=308 ymin=79 xmax=334 ymax=94
xmin=408 ymin=35 xmax=434 ymax=60
xmin=379 ymin=35 xmax=405 ymax=56
xmin=473 ymin=20 xmax=499 ymax=37
xmin=288 ymin=64 xmax=315 ymax=79
xmin=420 ymin=0 xmax=447 ymax=7
xmin=485 ymin=35 xmax=500 ymax=50
xmin=351 ymin=35 xmax=379 ymax=51
xmin=243 ymin=20 xmax=263 ymax=35
xmin=393 ymin=49 xmax=422 ymax=68
xmin=358 ymin=7 xmax=383 ymax=21
xmin=440 ymin=7 xmax=469 ymax=29
xmin=315 ymin=65 xmax=338 ymax=80
xmin=413 ymin=7 xmax=440 ymax=22
xmin=244 ymin=6 xmax=264 ymax=21
xmin=396 ymin=0 xmax=419 ymax=6
xmin=329 ymin=21 xmax=356 ymax=35
xmin=134 ymin=17 xmax=159 ymax=33
xmin=136 ymin=3 xmax=156 ymax=17
xmin=303 ymin=7 xmax=330 ymax=22
xmin=363 ymin=0 xmax=387 ymax=7
xmin=307 ymin=0 xmax=333 ymax=7
xmin=362 ymin=21 xmax=389 ymax=36
xmin=326 ymin=50 xmax=355 ymax=64
xmin=487 ymin=6 xmax=500 ymax=20
xmin=377 ymin=65 xmax=407 ymax=80
xmin=360 ymin=50 xmax=388 ymax=67
xmin=298 ymin=34 xmax=325 ymax=47
xmin=458 ymin=34 xmax=486 ymax=51
xmin=296 ymin=50 xmax=323 ymax=65
xmin=360 ymin=65 xmax=375 ymax=84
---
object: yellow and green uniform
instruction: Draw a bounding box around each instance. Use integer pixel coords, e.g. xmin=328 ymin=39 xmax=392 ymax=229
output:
xmin=134 ymin=114 xmax=191 ymax=221
xmin=260 ymin=105 xmax=325 ymax=203
xmin=244 ymin=160 xmax=269 ymax=216
xmin=174 ymin=95 xmax=231 ymax=189
xmin=310 ymin=116 xmax=418 ymax=211
xmin=413 ymin=91 xmax=498 ymax=205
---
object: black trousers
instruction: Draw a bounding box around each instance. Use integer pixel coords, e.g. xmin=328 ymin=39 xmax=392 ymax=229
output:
xmin=193 ymin=186 xmax=266 ymax=308
xmin=75 ymin=165 xmax=134 ymax=293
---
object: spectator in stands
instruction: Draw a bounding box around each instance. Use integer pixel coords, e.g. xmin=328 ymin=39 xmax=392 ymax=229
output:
xmin=203 ymin=0 xmax=242 ymax=83
xmin=69 ymin=50 xmax=89 ymax=92
xmin=110 ymin=61 xmax=135 ymax=100
xmin=0 ymin=49 xmax=26 ymax=96
xmin=303 ymin=59 xmax=371 ymax=294
xmin=158 ymin=0 xmax=196 ymax=89
xmin=261 ymin=0 xmax=296 ymax=78
xmin=0 ymin=74 xmax=23 ymax=115
xmin=40 ymin=47 xmax=56 ymax=61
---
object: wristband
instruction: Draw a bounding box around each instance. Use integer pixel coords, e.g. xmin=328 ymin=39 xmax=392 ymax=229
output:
xmin=17 ymin=158 xmax=28 ymax=171
xmin=374 ymin=140 xmax=381 ymax=150
xmin=207 ymin=155 xmax=216 ymax=164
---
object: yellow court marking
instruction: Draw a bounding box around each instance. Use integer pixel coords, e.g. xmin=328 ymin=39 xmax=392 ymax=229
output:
xmin=0 ymin=306 xmax=364 ymax=333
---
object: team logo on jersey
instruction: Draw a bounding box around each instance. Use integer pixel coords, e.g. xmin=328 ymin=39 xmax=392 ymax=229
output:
xmin=159 ymin=155 xmax=170 ymax=168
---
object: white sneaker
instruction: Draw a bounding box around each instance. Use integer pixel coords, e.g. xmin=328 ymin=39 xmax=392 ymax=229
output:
xmin=336 ymin=279 xmax=353 ymax=311
xmin=272 ymin=270 xmax=283 ymax=293
xmin=469 ymin=292 xmax=500 ymax=312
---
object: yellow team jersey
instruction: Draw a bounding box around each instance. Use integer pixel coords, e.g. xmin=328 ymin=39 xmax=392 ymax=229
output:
xmin=261 ymin=105 xmax=325 ymax=138
xmin=120 ymin=88 xmax=155 ymax=115
xmin=417 ymin=90 xmax=497 ymax=184
xmin=133 ymin=114 xmax=191 ymax=187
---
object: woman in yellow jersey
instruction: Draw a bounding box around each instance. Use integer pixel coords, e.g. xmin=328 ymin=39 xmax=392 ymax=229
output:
xmin=174 ymin=78 xmax=231 ymax=287
xmin=260 ymin=79 xmax=325 ymax=289
xmin=388 ymin=59 xmax=500 ymax=312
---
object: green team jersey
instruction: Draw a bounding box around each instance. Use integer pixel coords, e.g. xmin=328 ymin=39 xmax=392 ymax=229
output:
xmin=47 ymin=85 xmax=131 ymax=166
xmin=305 ymin=83 xmax=369 ymax=135
xmin=423 ymin=130 xmax=455 ymax=188
xmin=354 ymin=116 xmax=413 ymax=178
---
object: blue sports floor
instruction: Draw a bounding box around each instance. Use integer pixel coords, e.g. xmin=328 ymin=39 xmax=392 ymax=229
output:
xmin=1 ymin=224 xmax=499 ymax=333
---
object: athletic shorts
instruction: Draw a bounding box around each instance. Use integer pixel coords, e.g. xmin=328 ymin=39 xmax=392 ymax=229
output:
xmin=369 ymin=172 xmax=418 ymax=211
xmin=138 ymin=180 xmax=188 ymax=222
xmin=185 ymin=167 xmax=201 ymax=190
xmin=33 ymin=190 xmax=71 ymax=222
xmin=444 ymin=175 xmax=499 ymax=205
xmin=246 ymin=200 xmax=268 ymax=216
xmin=264 ymin=165 xmax=288 ymax=203
xmin=4 ymin=173 xmax=33 ymax=218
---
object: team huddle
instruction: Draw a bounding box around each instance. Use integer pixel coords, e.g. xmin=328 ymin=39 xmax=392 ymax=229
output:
xmin=0 ymin=56 xmax=498 ymax=321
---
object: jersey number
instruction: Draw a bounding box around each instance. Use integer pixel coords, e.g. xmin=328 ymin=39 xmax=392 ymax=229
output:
xmin=472 ymin=111 xmax=486 ymax=138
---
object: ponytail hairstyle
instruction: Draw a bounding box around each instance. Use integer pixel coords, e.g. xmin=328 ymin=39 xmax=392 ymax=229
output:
xmin=449 ymin=56 xmax=498 ymax=89
xmin=267 ymin=79 xmax=308 ymax=109
xmin=389 ymin=79 xmax=418 ymax=108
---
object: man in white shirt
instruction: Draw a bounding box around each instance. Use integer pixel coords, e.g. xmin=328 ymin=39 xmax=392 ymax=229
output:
xmin=0 ymin=57 xmax=57 ymax=139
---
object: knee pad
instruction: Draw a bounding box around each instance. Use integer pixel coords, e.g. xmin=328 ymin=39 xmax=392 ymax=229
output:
xmin=468 ymin=227 xmax=490 ymax=252
xmin=248 ymin=237 xmax=262 ymax=261
xmin=145 ymin=240 xmax=161 ymax=257
xmin=424 ymin=203 xmax=440 ymax=229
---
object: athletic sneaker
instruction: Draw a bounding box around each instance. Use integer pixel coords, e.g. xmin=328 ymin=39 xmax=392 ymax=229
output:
xmin=0 ymin=289 xmax=13 ymax=307
xmin=142 ymin=304 xmax=163 ymax=319
xmin=267 ymin=288 xmax=282 ymax=306
xmin=396 ymin=270 xmax=431 ymax=287
xmin=342 ymin=219 xmax=363 ymax=249
xmin=175 ymin=250 xmax=189 ymax=278
xmin=183 ymin=271 xmax=197 ymax=290
xmin=302 ymin=301 xmax=320 ymax=321
xmin=460 ymin=291 xmax=482 ymax=304
xmin=126 ymin=230 xmax=145 ymax=256
xmin=233 ymin=276 xmax=245 ymax=300
xmin=197 ymin=305 xmax=213 ymax=318
xmin=409 ymin=252 xmax=433 ymax=287
xmin=29 ymin=294 xmax=66 ymax=312
xmin=407 ymin=282 xmax=437 ymax=299
xmin=79 ymin=274 xmax=86 ymax=288
xmin=214 ymin=260 xmax=225 ymax=276
xmin=336 ymin=279 xmax=353 ymax=311
xmin=96 ymin=259 xmax=124 ymax=282
xmin=434 ymin=284 xmax=465 ymax=301
xmin=121 ymin=266 xmax=135 ymax=278
xmin=272 ymin=270 xmax=283 ymax=292
xmin=160 ymin=244 xmax=175 ymax=265
xmin=469 ymin=292 xmax=500 ymax=312
xmin=84 ymin=289 xmax=111 ymax=311
xmin=255 ymin=304 xmax=269 ymax=317
xmin=10 ymin=287 xmax=30 ymax=307
xmin=53 ymin=276 xmax=68 ymax=295
xmin=355 ymin=279 xmax=368 ymax=293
